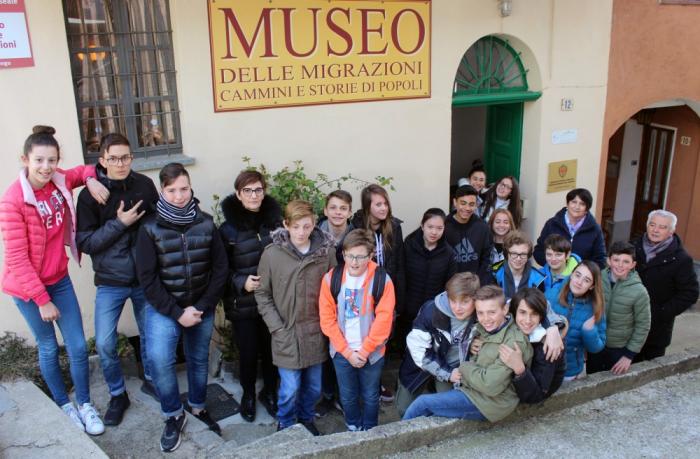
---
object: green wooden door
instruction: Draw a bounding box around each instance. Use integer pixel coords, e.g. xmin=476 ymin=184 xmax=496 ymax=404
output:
xmin=484 ymin=102 xmax=523 ymax=181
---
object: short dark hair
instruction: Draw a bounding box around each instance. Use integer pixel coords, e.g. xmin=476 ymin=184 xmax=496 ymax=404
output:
xmin=23 ymin=125 xmax=60 ymax=159
xmin=159 ymin=162 xmax=190 ymax=187
xmin=608 ymin=240 xmax=636 ymax=260
xmin=510 ymin=288 xmax=548 ymax=322
xmin=234 ymin=170 xmax=266 ymax=192
xmin=544 ymin=234 xmax=572 ymax=254
xmin=342 ymin=228 xmax=375 ymax=252
xmin=99 ymin=133 xmax=130 ymax=155
xmin=326 ymin=189 xmax=352 ymax=207
xmin=421 ymin=207 xmax=447 ymax=225
xmin=566 ymin=188 xmax=593 ymax=210
xmin=454 ymin=185 xmax=478 ymax=199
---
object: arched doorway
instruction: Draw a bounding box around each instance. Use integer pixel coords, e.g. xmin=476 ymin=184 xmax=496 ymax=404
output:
xmin=449 ymin=36 xmax=541 ymax=190
xmin=602 ymin=100 xmax=700 ymax=259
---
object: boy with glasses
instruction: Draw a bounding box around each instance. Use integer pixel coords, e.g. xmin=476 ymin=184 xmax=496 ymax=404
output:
xmin=77 ymin=133 xmax=159 ymax=425
xmin=319 ymin=229 xmax=395 ymax=431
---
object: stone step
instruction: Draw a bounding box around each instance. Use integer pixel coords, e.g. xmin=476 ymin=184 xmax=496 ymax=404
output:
xmin=0 ymin=380 xmax=108 ymax=459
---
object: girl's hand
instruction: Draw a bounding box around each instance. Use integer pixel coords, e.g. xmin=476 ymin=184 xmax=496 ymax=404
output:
xmin=86 ymin=177 xmax=110 ymax=205
xmin=611 ymin=356 xmax=632 ymax=375
xmin=244 ymin=275 xmax=261 ymax=292
xmin=470 ymin=338 xmax=483 ymax=356
xmin=582 ymin=316 xmax=596 ymax=331
xmin=499 ymin=344 xmax=526 ymax=376
xmin=177 ymin=306 xmax=203 ymax=327
xmin=449 ymin=368 xmax=462 ymax=384
xmin=39 ymin=302 xmax=60 ymax=322
xmin=543 ymin=326 xmax=564 ymax=362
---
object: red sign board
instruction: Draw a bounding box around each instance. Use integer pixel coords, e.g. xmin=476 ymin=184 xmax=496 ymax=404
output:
xmin=0 ymin=0 xmax=34 ymax=69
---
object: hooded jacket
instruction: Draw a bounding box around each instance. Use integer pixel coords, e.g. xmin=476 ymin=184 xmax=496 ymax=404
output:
xmin=444 ymin=213 xmax=493 ymax=286
xmin=601 ymin=267 xmax=651 ymax=357
xmin=533 ymin=208 xmax=607 ymax=268
xmin=399 ymin=292 xmax=476 ymax=394
xmin=494 ymin=262 xmax=546 ymax=300
xmin=458 ymin=316 xmax=533 ymax=422
xmin=632 ymin=234 xmax=699 ymax=350
xmin=255 ymin=227 xmax=337 ymax=369
xmin=543 ymin=253 xmax=581 ymax=294
xmin=76 ymin=165 xmax=158 ymax=287
xmin=319 ymin=260 xmax=396 ymax=365
xmin=219 ymin=194 xmax=282 ymax=321
xmin=403 ymin=227 xmax=458 ymax=319
xmin=1 ymin=165 xmax=95 ymax=305
xmin=135 ymin=205 xmax=228 ymax=321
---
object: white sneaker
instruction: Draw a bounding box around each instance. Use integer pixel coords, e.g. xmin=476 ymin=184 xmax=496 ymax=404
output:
xmin=61 ymin=402 xmax=85 ymax=432
xmin=79 ymin=402 xmax=105 ymax=435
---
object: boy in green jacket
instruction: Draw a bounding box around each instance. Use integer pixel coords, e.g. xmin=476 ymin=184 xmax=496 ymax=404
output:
xmin=402 ymin=285 xmax=532 ymax=422
xmin=588 ymin=241 xmax=651 ymax=375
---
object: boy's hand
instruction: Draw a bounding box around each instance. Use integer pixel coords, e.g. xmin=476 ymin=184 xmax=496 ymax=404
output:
xmin=543 ymin=326 xmax=564 ymax=362
xmin=499 ymin=344 xmax=526 ymax=375
xmin=611 ymin=356 xmax=632 ymax=375
xmin=177 ymin=306 xmax=203 ymax=327
xmin=470 ymin=338 xmax=483 ymax=356
xmin=348 ymin=352 xmax=366 ymax=368
xmin=449 ymin=368 xmax=462 ymax=384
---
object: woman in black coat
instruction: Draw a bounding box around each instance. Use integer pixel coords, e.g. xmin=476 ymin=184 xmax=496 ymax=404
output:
xmin=219 ymin=170 xmax=282 ymax=422
xmin=396 ymin=208 xmax=457 ymax=352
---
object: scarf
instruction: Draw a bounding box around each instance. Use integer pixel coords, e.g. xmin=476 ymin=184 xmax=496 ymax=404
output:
xmin=156 ymin=193 xmax=197 ymax=225
xmin=564 ymin=211 xmax=586 ymax=238
xmin=642 ymin=233 xmax=673 ymax=261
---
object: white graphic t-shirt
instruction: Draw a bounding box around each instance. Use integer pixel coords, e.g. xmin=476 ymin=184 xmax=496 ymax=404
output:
xmin=343 ymin=272 xmax=367 ymax=351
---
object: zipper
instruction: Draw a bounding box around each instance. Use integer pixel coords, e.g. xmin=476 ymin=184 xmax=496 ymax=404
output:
xmin=181 ymin=233 xmax=193 ymax=304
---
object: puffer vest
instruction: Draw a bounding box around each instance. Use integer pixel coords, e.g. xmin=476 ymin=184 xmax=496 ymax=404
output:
xmin=140 ymin=211 xmax=215 ymax=307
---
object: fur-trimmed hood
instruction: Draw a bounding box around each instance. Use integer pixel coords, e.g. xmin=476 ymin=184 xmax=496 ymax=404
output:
xmin=270 ymin=226 xmax=336 ymax=258
xmin=221 ymin=193 xmax=281 ymax=231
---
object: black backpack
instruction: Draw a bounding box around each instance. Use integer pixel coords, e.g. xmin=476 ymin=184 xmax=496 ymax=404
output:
xmin=330 ymin=263 xmax=387 ymax=305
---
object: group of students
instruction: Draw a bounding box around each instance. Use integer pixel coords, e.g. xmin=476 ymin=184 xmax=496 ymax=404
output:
xmin=2 ymin=128 xmax=698 ymax=453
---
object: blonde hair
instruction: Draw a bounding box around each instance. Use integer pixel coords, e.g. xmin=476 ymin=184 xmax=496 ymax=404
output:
xmin=284 ymin=200 xmax=315 ymax=225
xmin=445 ymin=272 xmax=480 ymax=302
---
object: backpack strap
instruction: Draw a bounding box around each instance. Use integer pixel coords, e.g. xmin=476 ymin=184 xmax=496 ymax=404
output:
xmin=371 ymin=266 xmax=387 ymax=303
xmin=330 ymin=263 xmax=344 ymax=304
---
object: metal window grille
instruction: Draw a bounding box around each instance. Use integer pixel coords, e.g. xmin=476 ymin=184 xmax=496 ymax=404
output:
xmin=63 ymin=0 xmax=182 ymax=162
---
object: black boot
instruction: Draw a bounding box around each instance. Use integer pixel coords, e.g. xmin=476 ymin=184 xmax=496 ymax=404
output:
xmin=103 ymin=392 xmax=130 ymax=426
xmin=240 ymin=392 xmax=256 ymax=422
xmin=257 ymin=389 xmax=278 ymax=418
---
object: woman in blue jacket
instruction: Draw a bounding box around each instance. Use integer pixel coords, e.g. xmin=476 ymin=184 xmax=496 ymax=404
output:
xmin=533 ymin=188 xmax=606 ymax=268
xmin=546 ymin=260 xmax=606 ymax=379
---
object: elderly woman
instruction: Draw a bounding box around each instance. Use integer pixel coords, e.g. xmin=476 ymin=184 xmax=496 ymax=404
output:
xmin=533 ymin=188 xmax=606 ymax=268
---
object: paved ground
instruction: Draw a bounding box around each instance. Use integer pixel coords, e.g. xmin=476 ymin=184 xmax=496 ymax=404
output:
xmin=390 ymin=367 xmax=700 ymax=459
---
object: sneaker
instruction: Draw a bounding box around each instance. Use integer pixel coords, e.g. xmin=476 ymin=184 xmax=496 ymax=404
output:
xmin=79 ymin=403 xmax=105 ymax=436
xmin=301 ymin=420 xmax=321 ymax=436
xmin=258 ymin=389 xmax=278 ymax=418
xmin=380 ymin=385 xmax=395 ymax=403
xmin=140 ymin=380 xmax=160 ymax=402
xmin=104 ymin=392 xmax=130 ymax=426
xmin=184 ymin=404 xmax=221 ymax=436
xmin=61 ymin=402 xmax=85 ymax=432
xmin=160 ymin=413 xmax=187 ymax=452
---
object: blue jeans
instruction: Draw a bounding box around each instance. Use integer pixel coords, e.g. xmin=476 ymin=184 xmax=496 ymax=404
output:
xmin=402 ymin=389 xmax=486 ymax=421
xmin=145 ymin=305 xmax=214 ymax=418
xmin=95 ymin=285 xmax=150 ymax=396
xmin=333 ymin=354 xmax=384 ymax=430
xmin=277 ymin=363 xmax=322 ymax=428
xmin=13 ymin=275 xmax=90 ymax=407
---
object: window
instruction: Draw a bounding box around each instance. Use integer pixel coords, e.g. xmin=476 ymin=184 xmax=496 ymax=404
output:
xmin=63 ymin=0 xmax=182 ymax=162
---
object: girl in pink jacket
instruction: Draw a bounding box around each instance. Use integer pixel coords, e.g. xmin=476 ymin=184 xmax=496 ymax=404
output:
xmin=0 ymin=126 xmax=109 ymax=435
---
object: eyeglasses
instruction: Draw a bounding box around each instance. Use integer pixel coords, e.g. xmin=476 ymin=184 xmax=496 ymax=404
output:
xmin=508 ymin=252 xmax=529 ymax=260
xmin=104 ymin=155 xmax=133 ymax=166
xmin=241 ymin=187 xmax=264 ymax=197
xmin=344 ymin=253 xmax=370 ymax=263
xmin=498 ymin=182 xmax=513 ymax=190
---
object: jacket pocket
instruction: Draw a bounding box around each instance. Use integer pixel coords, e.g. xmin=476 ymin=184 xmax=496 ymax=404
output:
xmin=299 ymin=321 xmax=325 ymax=362
xmin=271 ymin=327 xmax=297 ymax=362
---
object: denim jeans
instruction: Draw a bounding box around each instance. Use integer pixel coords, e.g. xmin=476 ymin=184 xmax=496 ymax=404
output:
xmin=13 ymin=275 xmax=90 ymax=407
xmin=402 ymin=389 xmax=486 ymax=421
xmin=145 ymin=304 xmax=214 ymax=418
xmin=333 ymin=354 xmax=384 ymax=430
xmin=277 ymin=363 xmax=322 ymax=428
xmin=95 ymin=285 xmax=150 ymax=396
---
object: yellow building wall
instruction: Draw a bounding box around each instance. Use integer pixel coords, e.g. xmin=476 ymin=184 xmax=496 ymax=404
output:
xmin=0 ymin=0 xmax=613 ymax=341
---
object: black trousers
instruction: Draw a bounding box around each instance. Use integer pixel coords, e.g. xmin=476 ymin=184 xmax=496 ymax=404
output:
xmin=232 ymin=315 xmax=277 ymax=395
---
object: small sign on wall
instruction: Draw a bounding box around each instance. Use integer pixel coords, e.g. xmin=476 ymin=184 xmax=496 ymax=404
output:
xmin=680 ymin=136 xmax=691 ymax=146
xmin=552 ymin=129 xmax=578 ymax=144
xmin=0 ymin=0 xmax=34 ymax=69
xmin=547 ymin=159 xmax=577 ymax=193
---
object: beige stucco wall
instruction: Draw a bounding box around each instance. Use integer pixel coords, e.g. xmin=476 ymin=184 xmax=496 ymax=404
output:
xmin=0 ymin=0 xmax=612 ymax=342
